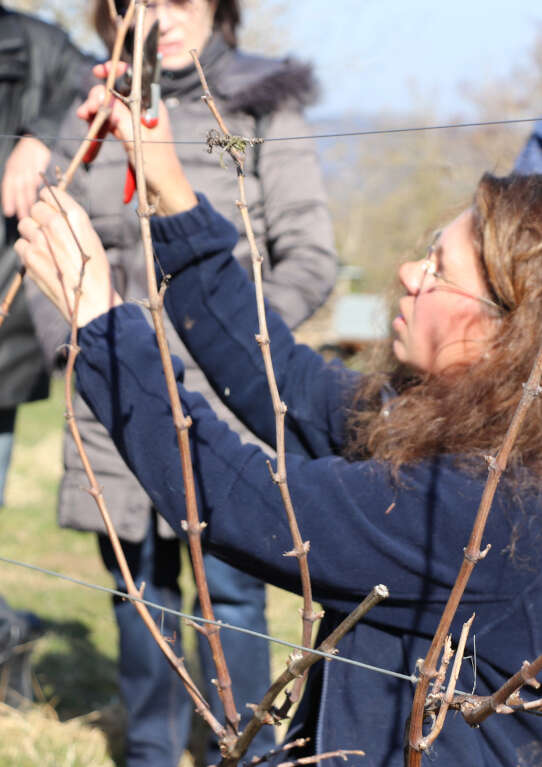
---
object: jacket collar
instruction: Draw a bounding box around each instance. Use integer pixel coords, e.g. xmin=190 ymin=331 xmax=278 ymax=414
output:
xmin=160 ymin=32 xmax=230 ymax=100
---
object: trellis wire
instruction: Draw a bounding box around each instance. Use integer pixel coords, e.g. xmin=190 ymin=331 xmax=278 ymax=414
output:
xmin=0 ymin=554 xmax=417 ymax=684
xmin=0 ymin=112 xmax=539 ymax=149
xmin=0 ymin=100 xmax=533 ymax=714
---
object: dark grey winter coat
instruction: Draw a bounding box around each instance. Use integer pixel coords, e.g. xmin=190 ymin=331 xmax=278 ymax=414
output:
xmin=31 ymin=33 xmax=336 ymax=540
xmin=0 ymin=9 xmax=92 ymax=408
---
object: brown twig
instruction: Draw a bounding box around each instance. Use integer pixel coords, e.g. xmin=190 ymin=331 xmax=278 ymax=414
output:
xmin=190 ymin=47 xmax=321 ymax=709
xmin=418 ymin=613 xmax=475 ymax=751
xmin=429 ymin=635 xmax=453 ymax=701
xmin=220 ymin=585 xmax=389 ymax=767
xmin=276 ymin=751 xmax=365 ymax=767
xmin=462 ymin=653 xmax=542 ymax=725
xmin=424 ymin=686 xmax=542 ymax=720
xmin=407 ymin=342 xmax=542 ymax=765
xmin=105 ymin=0 xmax=119 ymax=24
xmin=127 ymin=2 xmax=239 ymax=746
xmin=40 ymin=178 xmax=222 ymax=736
xmin=0 ymin=266 xmax=24 ymax=328
xmin=55 ymin=0 xmax=224 ymax=734
xmin=521 ymin=697 xmax=542 ymax=711
xmin=245 ymin=738 xmax=310 ymax=766
xmin=59 ymin=1 xmax=135 ymax=190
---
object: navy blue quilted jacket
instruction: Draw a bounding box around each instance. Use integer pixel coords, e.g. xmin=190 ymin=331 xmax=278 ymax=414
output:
xmin=75 ymin=196 xmax=542 ymax=767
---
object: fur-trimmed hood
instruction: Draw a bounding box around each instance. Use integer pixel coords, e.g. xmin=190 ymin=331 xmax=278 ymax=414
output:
xmin=212 ymin=48 xmax=318 ymax=117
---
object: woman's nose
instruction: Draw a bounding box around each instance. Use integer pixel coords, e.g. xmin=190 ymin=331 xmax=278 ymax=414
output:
xmin=155 ymin=5 xmax=174 ymax=30
xmin=398 ymin=260 xmax=423 ymax=295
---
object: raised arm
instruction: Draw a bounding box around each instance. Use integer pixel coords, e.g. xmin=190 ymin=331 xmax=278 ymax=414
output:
xmin=71 ymin=72 xmax=357 ymax=457
xmin=151 ymin=197 xmax=357 ymax=457
xmin=15 ymin=185 xmax=522 ymax=634
xmin=74 ymin=302 xmax=515 ymax=629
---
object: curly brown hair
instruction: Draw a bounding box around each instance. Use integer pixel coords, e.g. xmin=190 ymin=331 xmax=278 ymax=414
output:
xmin=92 ymin=0 xmax=241 ymax=53
xmin=346 ymin=173 xmax=542 ymax=483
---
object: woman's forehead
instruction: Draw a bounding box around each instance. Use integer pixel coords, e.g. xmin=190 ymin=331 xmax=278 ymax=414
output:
xmin=438 ymin=211 xmax=478 ymax=274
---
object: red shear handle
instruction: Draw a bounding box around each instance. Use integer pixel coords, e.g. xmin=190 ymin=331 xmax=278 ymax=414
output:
xmin=82 ymin=121 xmax=110 ymax=165
xmin=83 ymin=117 xmax=137 ymax=205
xmin=142 ymin=115 xmax=159 ymax=129
xmin=123 ymin=165 xmax=136 ymax=204
xmin=123 ymin=113 xmax=159 ymax=203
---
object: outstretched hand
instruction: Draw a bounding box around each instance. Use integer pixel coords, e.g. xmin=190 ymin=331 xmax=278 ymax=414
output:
xmin=78 ymin=62 xmax=197 ymax=215
xmin=15 ymin=186 xmax=122 ymax=327
xmin=2 ymin=137 xmax=51 ymax=220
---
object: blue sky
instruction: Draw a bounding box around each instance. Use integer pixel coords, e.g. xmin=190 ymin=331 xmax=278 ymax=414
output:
xmin=14 ymin=0 xmax=542 ymax=121
xmin=269 ymin=0 xmax=542 ymax=119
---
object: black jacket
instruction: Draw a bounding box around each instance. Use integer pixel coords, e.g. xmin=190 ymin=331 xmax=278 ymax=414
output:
xmin=0 ymin=9 xmax=93 ymax=407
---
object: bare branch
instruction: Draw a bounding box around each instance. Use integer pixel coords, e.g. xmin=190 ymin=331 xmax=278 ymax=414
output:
xmin=244 ymin=738 xmax=311 ymax=767
xmin=0 ymin=266 xmax=25 ymax=328
xmin=59 ymin=3 xmax=135 ymax=190
xmin=220 ymin=586 xmax=389 ymax=766
xmin=522 ymin=697 xmax=542 ymax=711
xmin=462 ymin=653 xmax=542 ymax=726
xmin=276 ymin=750 xmax=365 ymax=767
xmin=429 ymin=635 xmax=453 ymax=700
xmin=190 ymin=46 xmax=321 ymax=711
xmin=40 ymin=177 xmax=222 ymax=737
xmin=419 ymin=613 xmax=475 ymax=751
xmin=106 ymin=0 xmax=119 ymax=24
xmin=128 ymin=2 xmax=239 ymax=745
xmin=407 ymin=342 xmax=542 ymax=765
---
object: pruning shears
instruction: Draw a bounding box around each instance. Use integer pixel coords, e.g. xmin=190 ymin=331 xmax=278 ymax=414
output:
xmin=82 ymin=20 xmax=162 ymax=204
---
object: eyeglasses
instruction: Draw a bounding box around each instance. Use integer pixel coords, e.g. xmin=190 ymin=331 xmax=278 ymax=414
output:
xmin=118 ymin=0 xmax=193 ymax=10
xmin=419 ymin=231 xmax=503 ymax=315
xmin=146 ymin=0 xmax=195 ymax=11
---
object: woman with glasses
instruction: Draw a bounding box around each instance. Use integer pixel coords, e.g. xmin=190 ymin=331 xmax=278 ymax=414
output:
xmin=26 ymin=2 xmax=336 ymax=765
xmin=18 ymin=79 xmax=542 ymax=766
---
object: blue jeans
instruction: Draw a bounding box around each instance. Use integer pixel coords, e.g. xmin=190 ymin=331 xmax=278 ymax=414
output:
xmin=0 ymin=409 xmax=16 ymax=507
xmin=98 ymin=513 xmax=274 ymax=767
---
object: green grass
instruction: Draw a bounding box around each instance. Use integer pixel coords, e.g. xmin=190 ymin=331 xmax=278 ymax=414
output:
xmin=1 ymin=377 xmax=306 ymax=763
xmin=2 ymin=379 xmax=118 ymax=719
xmin=0 ymin=702 xmax=118 ymax=767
